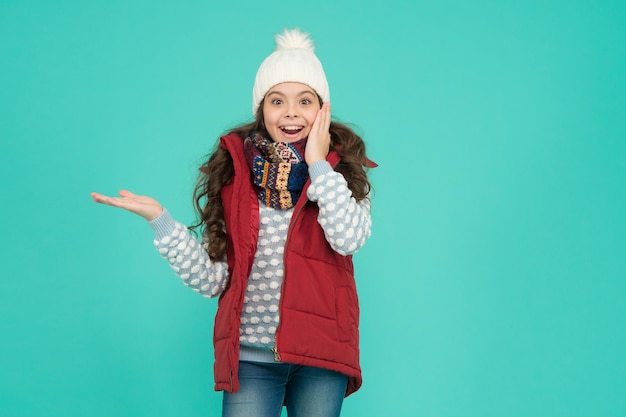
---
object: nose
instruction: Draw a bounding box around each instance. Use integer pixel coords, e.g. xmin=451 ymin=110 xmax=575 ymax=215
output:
xmin=284 ymin=102 xmax=298 ymax=118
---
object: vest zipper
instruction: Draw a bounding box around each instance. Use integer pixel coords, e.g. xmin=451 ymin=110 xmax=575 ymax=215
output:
xmin=273 ymin=195 xmax=307 ymax=363
xmin=271 ymin=346 xmax=281 ymax=362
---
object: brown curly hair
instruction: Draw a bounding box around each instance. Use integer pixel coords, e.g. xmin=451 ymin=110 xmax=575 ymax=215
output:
xmin=190 ymin=99 xmax=373 ymax=261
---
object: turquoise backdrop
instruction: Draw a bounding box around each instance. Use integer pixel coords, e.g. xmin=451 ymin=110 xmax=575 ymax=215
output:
xmin=2 ymin=0 xmax=625 ymax=416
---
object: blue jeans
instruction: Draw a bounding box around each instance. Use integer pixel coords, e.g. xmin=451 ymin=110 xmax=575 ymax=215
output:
xmin=222 ymin=361 xmax=349 ymax=417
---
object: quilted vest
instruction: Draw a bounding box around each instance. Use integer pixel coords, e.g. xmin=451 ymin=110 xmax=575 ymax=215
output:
xmin=211 ymin=133 xmax=362 ymax=397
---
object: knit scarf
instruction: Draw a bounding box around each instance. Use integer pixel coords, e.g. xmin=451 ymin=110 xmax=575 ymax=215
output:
xmin=243 ymin=133 xmax=309 ymax=209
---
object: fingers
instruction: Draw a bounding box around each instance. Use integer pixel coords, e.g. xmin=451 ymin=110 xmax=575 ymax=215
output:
xmin=91 ymin=192 xmax=111 ymax=204
xmin=312 ymin=102 xmax=331 ymax=134
xmin=321 ymin=102 xmax=331 ymax=130
xmin=91 ymin=192 xmax=122 ymax=208
xmin=91 ymin=190 xmax=132 ymax=208
xmin=311 ymin=103 xmax=331 ymax=143
xmin=118 ymin=189 xmax=137 ymax=198
xmin=91 ymin=190 xmax=135 ymax=203
xmin=305 ymin=103 xmax=332 ymax=166
xmin=91 ymin=190 xmax=163 ymax=220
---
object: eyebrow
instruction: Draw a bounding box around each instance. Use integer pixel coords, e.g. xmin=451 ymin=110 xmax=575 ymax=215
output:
xmin=266 ymin=90 xmax=315 ymax=97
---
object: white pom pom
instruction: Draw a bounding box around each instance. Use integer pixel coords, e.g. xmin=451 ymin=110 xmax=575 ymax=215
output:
xmin=275 ymin=28 xmax=314 ymax=52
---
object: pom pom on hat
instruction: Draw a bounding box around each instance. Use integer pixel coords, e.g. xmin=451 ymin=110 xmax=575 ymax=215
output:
xmin=274 ymin=29 xmax=315 ymax=51
xmin=252 ymin=28 xmax=329 ymax=116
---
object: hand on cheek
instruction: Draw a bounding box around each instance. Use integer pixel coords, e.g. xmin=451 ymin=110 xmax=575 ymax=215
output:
xmin=305 ymin=103 xmax=331 ymax=166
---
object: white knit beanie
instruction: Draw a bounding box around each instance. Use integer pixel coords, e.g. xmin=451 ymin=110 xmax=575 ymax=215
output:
xmin=252 ymin=28 xmax=330 ymax=116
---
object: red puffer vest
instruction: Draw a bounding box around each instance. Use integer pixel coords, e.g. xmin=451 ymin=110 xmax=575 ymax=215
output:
xmin=211 ymin=133 xmax=362 ymax=397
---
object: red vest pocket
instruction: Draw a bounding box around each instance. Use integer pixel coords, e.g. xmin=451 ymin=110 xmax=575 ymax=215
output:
xmin=335 ymin=287 xmax=355 ymax=342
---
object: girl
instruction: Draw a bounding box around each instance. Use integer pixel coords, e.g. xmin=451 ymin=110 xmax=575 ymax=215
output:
xmin=92 ymin=28 xmax=375 ymax=417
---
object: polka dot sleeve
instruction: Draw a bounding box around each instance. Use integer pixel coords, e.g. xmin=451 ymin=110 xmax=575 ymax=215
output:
xmin=149 ymin=209 xmax=230 ymax=298
xmin=306 ymin=161 xmax=372 ymax=256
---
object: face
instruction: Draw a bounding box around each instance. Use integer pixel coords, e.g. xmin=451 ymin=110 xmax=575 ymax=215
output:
xmin=262 ymin=82 xmax=321 ymax=143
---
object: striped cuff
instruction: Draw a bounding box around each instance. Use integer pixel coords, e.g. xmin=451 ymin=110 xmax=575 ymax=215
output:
xmin=308 ymin=160 xmax=333 ymax=182
xmin=148 ymin=208 xmax=177 ymax=240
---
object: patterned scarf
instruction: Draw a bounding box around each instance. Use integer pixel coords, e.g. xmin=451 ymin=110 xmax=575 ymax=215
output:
xmin=243 ymin=133 xmax=309 ymax=209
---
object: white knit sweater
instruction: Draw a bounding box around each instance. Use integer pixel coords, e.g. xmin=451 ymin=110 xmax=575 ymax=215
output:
xmin=149 ymin=160 xmax=371 ymax=361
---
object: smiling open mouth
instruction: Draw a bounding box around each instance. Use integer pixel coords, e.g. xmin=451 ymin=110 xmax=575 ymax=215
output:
xmin=280 ymin=126 xmax=304 ymax=134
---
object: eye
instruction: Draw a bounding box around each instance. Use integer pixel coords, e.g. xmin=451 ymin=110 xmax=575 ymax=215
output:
xmin=271 ymin=99 xmax=283 ymax=105
xmin=300 ymin=98 xmax=312 ymax=105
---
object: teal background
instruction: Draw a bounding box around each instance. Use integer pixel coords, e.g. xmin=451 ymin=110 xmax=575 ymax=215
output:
xmin=2 ymin=0 xmax=625 ymax=416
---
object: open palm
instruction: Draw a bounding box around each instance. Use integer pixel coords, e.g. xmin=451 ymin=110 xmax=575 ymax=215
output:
xmin=90 ymin=190 xmax=163 ymax=221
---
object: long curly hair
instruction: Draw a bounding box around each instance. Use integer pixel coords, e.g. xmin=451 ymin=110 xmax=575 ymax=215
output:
xmin=190 ymin=99 xmax=373 ymax=261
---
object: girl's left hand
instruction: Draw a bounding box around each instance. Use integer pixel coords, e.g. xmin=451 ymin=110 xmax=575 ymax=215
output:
xmin=305 ymin=102 xmax=331 ymax=166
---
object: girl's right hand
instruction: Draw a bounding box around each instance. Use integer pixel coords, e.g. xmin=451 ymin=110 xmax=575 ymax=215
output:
xmin=90 ymin=190 xmax=163 ymax=221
